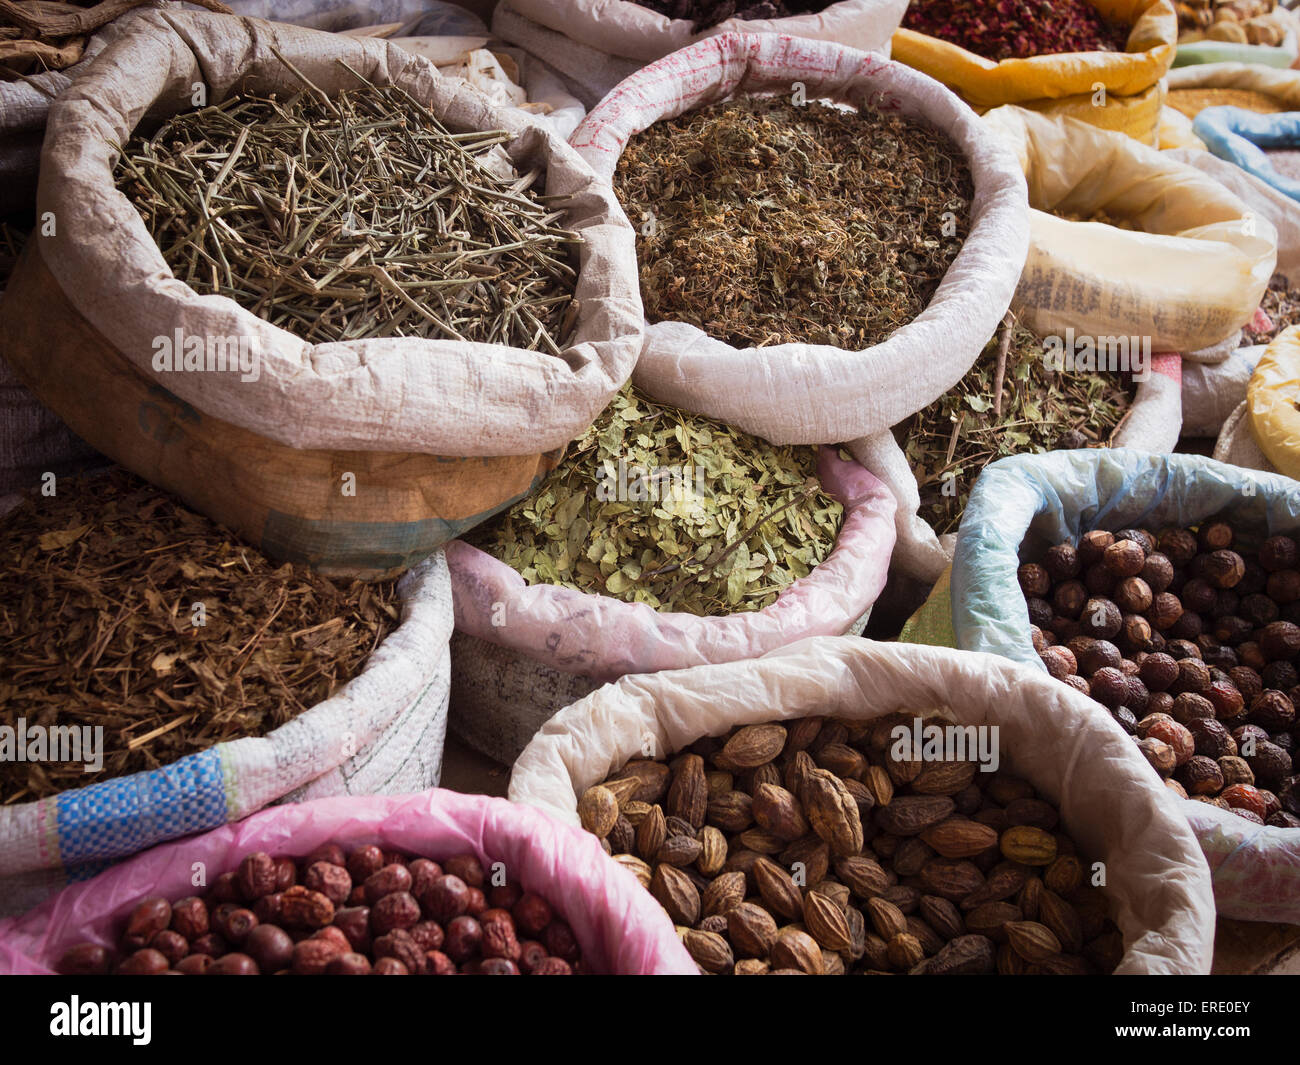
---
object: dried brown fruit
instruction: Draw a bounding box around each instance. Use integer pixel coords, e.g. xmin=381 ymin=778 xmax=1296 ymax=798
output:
xmin=874 ymin=795 xmax=955 ymax=836
xmin=1005 ymin=921 xmax=1062 ymax=963
xmin=803 ymin=891 xmax=853 ymax=952
xmin=577 ymin=786 xmax=619 ymax=838
xmin=752 ymin=783 xmax=810 ymax=841
xmin=667 ymin=755 xmax=708 ymax=829
xmin=920 ymin=817 xmax=999 ymax=859
xmin=727 ymin=902 xmax=779 ymax=958
xmin=720 ymin=724 xmax=788 ymax=769
xmin=999 ymin=826 xmax=1058 ymax=867
xmin=649 ymin=864 xmax=700 ymax=926
xmin=682 ymin=929 xmax=733 ymax=974
xmin=753 ymin=857 xmax=804 ymax=921
xmin=770 ymin=928 xmax=823 ymax=975
xmin=801 ymin=768 xmax=865 ymax=857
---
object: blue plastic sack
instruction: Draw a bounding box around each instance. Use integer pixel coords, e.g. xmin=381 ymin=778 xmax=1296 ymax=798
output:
xmin=947 ymin=448 xmax=1300 ymax=923
xmin=1193 ymin=105 xmax=1300 ymax=203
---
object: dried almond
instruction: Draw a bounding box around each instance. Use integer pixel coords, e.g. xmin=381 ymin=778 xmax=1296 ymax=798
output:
xmin=1006 ymin=920 xmax=1062 ymax=963
xmin=835 ymin=855 xmax=889 ymax=899
xmin=770 ymin=928 xmax=823 ymax=975
xmin=803 ymin=891 xmax=853 ymax=952
xmin=720 ymin=724 xmax=788 ymax=769
xmin=706 ymin=791 xmax=753 ymax=833
xmin=728 ymin=902 xmax=778 ymax=957
xmin=753 ymin=857 xmax=804 ymax=921
xmin=752 ymin=783 xmax=809 ymax=841
xmin=865 ymin=896 xmax=908 ymax=941
xmin=886 ymin=932 xmax=925 ymax=970
xmin=681 ymin=929 xmax=733 ymax=974
xmin=920 ymin=816 xmax=999 ymax=859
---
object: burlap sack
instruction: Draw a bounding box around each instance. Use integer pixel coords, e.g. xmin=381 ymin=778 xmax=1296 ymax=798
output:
xmin=447 ymin=448 xmax=895 ymax=764
xmin=510 ymin=636 xmax=1216 ymax=973
xmin=0 ymin=11 xmax=643 ymax=580
xmin=0 ymin=549 xmax=453 ymax=918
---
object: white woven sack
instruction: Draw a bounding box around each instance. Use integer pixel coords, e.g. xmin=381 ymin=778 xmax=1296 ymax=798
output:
xmin=571 ymin=33 xmax=1028 ymax=453
xmin=1184 ymin=344 xmax=1264 ymax=438
xmin=506 ymin=0 xmax=905 ymax=65
xmin=0 ymin=551 xmax=453 ymax=917
xmin=33 ymin=10 xmax=641 ymax=459
xmin=1214 ymin=399 xmax=1278 ymax=473
xmin=510 ymin=636 xmax=1216 ymax=974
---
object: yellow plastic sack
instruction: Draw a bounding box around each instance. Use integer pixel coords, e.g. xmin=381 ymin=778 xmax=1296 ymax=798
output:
xmin=1247 ymin=325 xmax=1300 ymax=479
xmin=986 ymin=105 xmax=1276 ymax=350
xmin=891 ymin=0 xmax=1177 ymax=109
xmin=1021 ymin=77 xmax=1165 ymax=146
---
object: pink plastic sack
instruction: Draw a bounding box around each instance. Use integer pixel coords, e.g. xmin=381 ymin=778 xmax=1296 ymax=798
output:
xmin=0 ymin=789 xmax=694 ymax=975
xmin=446 ymin=447 xmax=897 ymax=681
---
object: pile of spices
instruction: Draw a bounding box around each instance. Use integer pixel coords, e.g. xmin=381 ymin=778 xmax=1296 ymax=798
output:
xmin=467 ymin=385 xmax=844 ymax=616
xmin=1243 ymin=273 xmax=1300 ymax=347
xmin=613 ymin=96 xmax=972 ymax=349
xmin=58 ymin=847 xmax=585 ymax=975
xmin=1 ymin=0 xmax=229 ymax=80
xmin=0 ymin=467 xmax=399 ymax=804
xmin=629 ymin=0 xmax=830 ymax=33
xmin=902 ymin=0 xmax=1130 ymax=61
xmin=898 ymin=317 xmax=1132 ymax=535
xmin=116 ymin=76 xmax=580 ymax=352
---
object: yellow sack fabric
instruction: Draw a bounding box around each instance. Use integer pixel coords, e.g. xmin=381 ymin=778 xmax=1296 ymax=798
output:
xmin=1247 ymin=326 xmax=1300 ymax=479
xmin=986 ymin=105 xmax=1276 ymax=351
xmin=1021 ymin=76 xmax=1165 ymax=146
xmin=891 ymin=0 xmax=1177 ymax=109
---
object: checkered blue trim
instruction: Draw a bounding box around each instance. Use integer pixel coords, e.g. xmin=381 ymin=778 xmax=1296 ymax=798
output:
xmin=55 ymin=748 xmax=229 ymax=866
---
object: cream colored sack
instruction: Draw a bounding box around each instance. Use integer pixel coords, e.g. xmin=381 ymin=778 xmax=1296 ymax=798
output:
xmin=984 ymin=105 xmax=1275 ymax=353
xmin=510 ymin=636 xmax=1215 ymax=974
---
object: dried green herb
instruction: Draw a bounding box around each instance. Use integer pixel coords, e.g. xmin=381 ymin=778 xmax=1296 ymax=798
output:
xmin=898 ymin=316 xmax=1132 ymax=535
xmin=467 ymin=385 xmax=844 ymax=616
xmin=0 ymin=467 xmax=400 ymax=804
xmin=1244 ymin=272 xmax=1300 ymax=347
xmin=115 ymin=77 xmax=580 ymax=352
xmin=613 ymin=96 xmax=972 ymax=349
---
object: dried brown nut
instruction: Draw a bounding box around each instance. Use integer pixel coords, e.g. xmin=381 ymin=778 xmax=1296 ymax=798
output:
xmin=1174 ymin=657 xmax=1212 ymax=694
xmin=667 ymin=755 xmax=708 ymax=829
xmin=1142 ymin=719 xmax=1195 ymax=766
xmin=1019 ymin=562 xmax=1052 ymax=598
xmin=636 ymin=805 xmax=668 ymax=861
xmin=874 ymin=795 xmax=954 ymax=837
xmin=1104 ymin=539 xmax=1146 ymax=577
xmin=656 ymin=835 xmax=704 ymax=867
xmin=1141 ymin=553 xmax=1174 ymax=593
xmin=1006 ymin=920 xmax=1063 ymax=962
xmin=964 ymin=901 xmax=1023 ymax=942
xmin=650 ymin=864 xmax=700 ymax=926
xmin=701 ymin=871 xmax=746 ymax=919
xmin=892 ymin=836 xmax=935 ymax=877
xmin=190 ymin=933 xmax=227 ymax=957
xmin=912 ymin=760 xmax=977 ymax=796
xmin=770 ymin=929 xmax=823 ymax=975
xmin=612 ymin=760 xmax=671 ymax=803
xmin=1159 ymin=528 xmax=1198 ymax=566
xmin=1045 ymin=543 xmax=1081 ymax=581
xmin=1115 ymin=577 xmax=1153 ymax=614
xmin=279 ymin=886 xmax=335 ymax=929
xmin=371 ymin=957 xmax=410 ymax=975
xmin=237 ymin=852 xmax=279 ymax=901
xmin=682 ymin=929 xmax=734 ymax=973
xmin=602 ymin=776 xmax=642 ymax=806
xmin=243 ymin=924 xmax=293 ymax=973
xmin=752 ymin=783 xmax=810 ymax=841
xmin=345 ymin=845 xmax=385 ymax=883
xmin=920 ymin=817 xmax=998 ymax=859
xmin=803 ymin=891 xmax=853 ymax=952
xmin=1043 ymin=855 xmax=1084 ymax=896
xmin=816 ymin=743 xmax=867 ymax=780
xmin=1204 ymin=550 xmax=1246 ymax=588
xmin=1079 ymin=530 xmax=1116 ymax=566
xmin=960 ymin=862 xmax=1027 ymax=909
xmin=169 ymin=897 xmax=209 ymax=941
xmin=1171 ymin=692 xmax=1216 ymax=725
xmin=727 ymin=902 xmax=779 ymax=957
xmin=753 ymin=857 xmax=804 ymax=921
xmin=305 ymin=843 xmax=346 ymax=869
xmin=1054 ymin=580 xmax=1088 ymax=618
xmin=212 ymin=906 xmax=257 ymax=945
xmin=577 ymin=786 xmax=620 ymax=838
xmin=332 ymin=907 xmax=372 ymax=953
xmin=1148 ymin=593 xmax=1184 ymax=632
xmin=291 ymin=937 xmax=344 ymax=975
xmin=783 ymin=716 xmax=824 ymax=755
xmin=1218 ymin=755 xmax=1254 ymax=787
xmin=325 ymin=952 xmax=373 ymax=975
xmin=886 ymin=932 xmax=926 ymax=970
xmin=1177 ymin=755 xmax=1225 ymax=795
xmin=207 ymin=952 xmax=259 ymax=976
xmin=1251 ymin=690 xmax=1296 ymax=732
xmin=801 ymin=768 xmax=865 ymax=857
xmin=1039 ymin=889 xmax=1084 ymax=953
xmin=443 ymin=855 xmax=484 ymax=888
xmin=720 ymin=724 xmax=787 ymax=769
xmin=835 ymin=855 xmax=889 ymax=900
xmin=918 ymin=895 xmax=965 ymax=940
xmin=1261 ymin=621 xmax=1300 ymax=660
xmin=862 ymin=766 xmax=894 ymax=807
xmin=1000 ymin=826 xmax=1058 ymax=866
xmin=57 ymin=943 xmax=113 ymax=975
xmin=1138 ymin=653 xmax=1179 ymax=692
xmin=918 ymin=858 xmax=984 ymax=900
xmin=1081 ymin=598 xmax=1122 ymax=640
xmin=1205 ymin=681 xmax=1245 ymax=721
xmin=694 ymin=826 xmax=728 ymax=877
xmin=1089 ymin=666 xmax=1129 ymax=708
xmin=442 ymin=915 xmax=483 ymax=962
xmin=123 ymin=897 xmax=172 ymax=950
xmin=914 ymin=934 xmax=996 ymax=975
xmin=303 ymin=862 xmax=353 ymax=907
xmin=174 ymin=954 xmax=213 ymax=975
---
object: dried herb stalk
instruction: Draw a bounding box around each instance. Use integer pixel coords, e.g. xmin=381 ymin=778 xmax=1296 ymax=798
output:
xmin=898 ymin=318 xmax=1132 ymax=535
xmin=468 ymin=385 xmax=844 ymax=616
xmin=116 ymin=79 xmax=580 ymax=351
xmin=1245 ymin=273 xmax=1300 ymax=347
xmin=613 ymin=96 xmax=972 ymax=349
xmin=0 ymin=468 xmax=400 ymax=804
